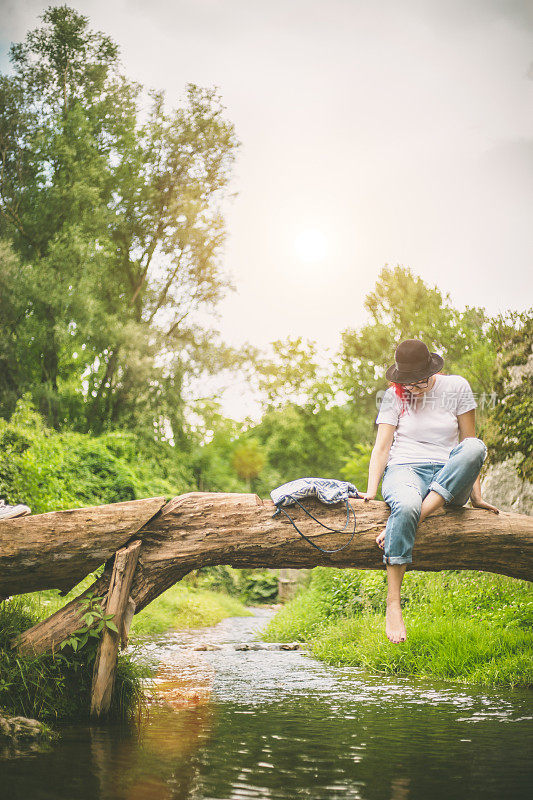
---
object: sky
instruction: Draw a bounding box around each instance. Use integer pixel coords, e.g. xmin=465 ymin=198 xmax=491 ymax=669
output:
xmin=1 ymin=0 xmax=532 ymax=418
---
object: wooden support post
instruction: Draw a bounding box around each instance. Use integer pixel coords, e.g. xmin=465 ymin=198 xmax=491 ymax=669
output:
xmin=90 ymin=540 xmax=141 ymax=719
xmin=278 ymin=568 xmax=305 ymax=602
xmin=120 ymin=596 xmax=136 ymax=650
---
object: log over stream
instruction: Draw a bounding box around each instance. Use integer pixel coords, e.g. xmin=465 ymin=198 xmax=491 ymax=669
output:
xmin=2 ymin=492 xmax=530 ymax=658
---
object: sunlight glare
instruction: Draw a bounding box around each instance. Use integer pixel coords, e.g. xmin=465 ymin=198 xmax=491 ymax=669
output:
xmin=294 ymin=229 xmax=328 ymax=264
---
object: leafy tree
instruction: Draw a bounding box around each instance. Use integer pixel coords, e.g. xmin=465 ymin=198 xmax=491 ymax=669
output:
xmin=231 ymin=438 xmax=266 ymax=491
xmin=0 ymin=5 xmax=239 ymax=440
xmin=484 ymin=311 xmax=533 ymax=480
xmin=248 ymin=335 xmax=372 ymax=486
xmin=340 ymin=444 xmax=381 ymax=498
xmin=186 ymin=400 xmax=247 ymax=492
xmin=251 ymin=402 xmax=372 ymax=490
xmin=254 ymin=337 xmax=334 ymax=409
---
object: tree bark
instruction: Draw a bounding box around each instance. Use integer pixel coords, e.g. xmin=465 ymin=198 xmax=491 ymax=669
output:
xmin=90 ymin=540 xmax=141 ymax=718
xmin=0 ymin=497 xmax=166 ymax=596
xmin=12 ymin=491 xmax=533 ymax=655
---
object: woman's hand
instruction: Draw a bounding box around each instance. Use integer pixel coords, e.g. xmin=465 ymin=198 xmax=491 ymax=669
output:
xmin=358 ymin=491 xmax=376 ymax=502
xmin=470 ymin=497 xmax=500 ymax=514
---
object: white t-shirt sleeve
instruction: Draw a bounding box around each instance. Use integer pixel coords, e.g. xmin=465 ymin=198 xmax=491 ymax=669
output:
xmin=375 ymin=387 xmax=400 ymax=426
xmin=455 ymin=376 xmax=477 ymax=415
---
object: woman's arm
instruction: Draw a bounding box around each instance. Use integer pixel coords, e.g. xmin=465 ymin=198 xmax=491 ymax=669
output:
xmin=457 ymin=410 xmax=499 ymax=514
xmin=359 ymin=423 xmax=395 ymax=501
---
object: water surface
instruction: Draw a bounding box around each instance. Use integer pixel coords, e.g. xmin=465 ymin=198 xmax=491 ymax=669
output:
xmin=1 ymin=608 xmax=532 ymax=800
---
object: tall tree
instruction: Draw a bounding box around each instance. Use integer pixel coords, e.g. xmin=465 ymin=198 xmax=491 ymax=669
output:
xmin=484 ymin=311 xmax=533 ymax=480
xmin=0 ymin=5 xmax=239 ymax=440
xmin=254 ymin=336 xmax=336 ymax=410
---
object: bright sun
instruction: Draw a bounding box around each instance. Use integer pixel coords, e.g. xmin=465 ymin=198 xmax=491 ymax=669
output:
xmin=294 ymin=229 xmax=328 ymax=264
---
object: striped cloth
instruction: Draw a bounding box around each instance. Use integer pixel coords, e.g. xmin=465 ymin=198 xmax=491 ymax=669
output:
xmin=270 ymin=477 xmax=359 ymax=508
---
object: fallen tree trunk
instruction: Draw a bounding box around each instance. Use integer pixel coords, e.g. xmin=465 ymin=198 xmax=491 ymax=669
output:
xmin=0 ymin=497 xmax=166 ymax=597
xmin=14 ymin=492 xmax=533 ymax=655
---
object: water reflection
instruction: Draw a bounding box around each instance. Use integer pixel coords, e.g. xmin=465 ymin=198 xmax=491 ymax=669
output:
xmin=1 ymin=609 xmax=532 ymax=800
xmin=89 ymin=705 xmax=213 ymax=800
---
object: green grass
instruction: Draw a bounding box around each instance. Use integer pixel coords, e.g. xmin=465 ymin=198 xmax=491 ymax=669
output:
xmin=130 ymin=585 xmax=251 ymax=636
xmin=260 ymin=587 xmax=328 ymax=642
xmin=310 ymin=615 xmax=533 ymax=687
xmin=0 ymin=595 xmax=148 ymax=722
xmin=263 ymin=568 xmax=533 ymax=688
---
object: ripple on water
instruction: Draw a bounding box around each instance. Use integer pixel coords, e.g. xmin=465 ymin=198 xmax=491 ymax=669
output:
xmin=1 ymin=608 xmax=532 ymax=800
xmin=131 ymin=608 xmax=533 ymax=726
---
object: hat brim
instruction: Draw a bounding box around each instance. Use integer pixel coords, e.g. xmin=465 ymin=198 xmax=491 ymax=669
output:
xmin=385 ymin=353 xmax=444 ymax=384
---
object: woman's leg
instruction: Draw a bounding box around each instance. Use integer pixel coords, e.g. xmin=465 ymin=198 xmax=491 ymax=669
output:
xmin=421 ymin=437 xmax=487 ymax=517
xmin=377 ymin=465 xmax=427 ymax=562
xmin=419 ymin=490 xmax=446 ymax=523
xmin=377 ymin=465 xmax=430 ymax=642
xmin=386 ymin=564 xmax=407 ymax=643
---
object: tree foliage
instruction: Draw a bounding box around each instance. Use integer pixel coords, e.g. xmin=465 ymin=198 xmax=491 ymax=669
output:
xmin=0 ymin=5 xmax=239 ymax=439
xmin=0 ymin=394 xmax=193 ymax=512
xmin=232 ymin=439 xmax=266 ymax=487
xmin=484 ymin=312 xmax=533 ymax=480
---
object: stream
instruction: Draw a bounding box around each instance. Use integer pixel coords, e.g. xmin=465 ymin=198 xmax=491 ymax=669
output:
xmin=1 ymin=607 xmax=532 ymax=800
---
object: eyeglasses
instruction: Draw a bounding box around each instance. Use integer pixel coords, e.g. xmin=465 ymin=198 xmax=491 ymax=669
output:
xmin=401 ymin=378 xmax=431 ymax=389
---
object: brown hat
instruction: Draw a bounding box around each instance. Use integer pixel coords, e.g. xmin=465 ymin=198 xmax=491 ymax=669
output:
xmin=385 ymin=339 xmax=444 ymax=383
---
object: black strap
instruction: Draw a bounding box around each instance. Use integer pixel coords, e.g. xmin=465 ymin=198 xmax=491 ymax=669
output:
xmin=272 ymin=496 xmax=357 ymax=554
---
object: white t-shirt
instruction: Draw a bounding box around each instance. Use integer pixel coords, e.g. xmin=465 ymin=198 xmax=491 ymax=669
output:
xmin=375 ymin=374 xmax=477 ymax=466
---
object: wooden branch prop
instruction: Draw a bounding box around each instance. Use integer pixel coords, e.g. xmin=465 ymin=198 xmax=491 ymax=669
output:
xmin=0 ymin=497 xmax=165 ymax=596
xmin=14 ymin=492 xmax=533 ymax=656
xmin=90 ymin=541 xmax=141 ymax=719
xmin=121 ymin=597 xmax=136 ymax=650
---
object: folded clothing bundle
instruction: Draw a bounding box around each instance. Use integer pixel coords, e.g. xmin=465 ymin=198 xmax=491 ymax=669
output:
xmin=269 ymin=477 xmax=359 ymax=555
xmin=270 ymin=477 xmax=359 ymax=508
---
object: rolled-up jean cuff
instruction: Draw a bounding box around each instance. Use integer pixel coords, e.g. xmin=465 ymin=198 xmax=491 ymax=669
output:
xmin=428 ymin=480 xmax=453 ymax=503
xmin=383 ymin=556 xmax=412 ymax=566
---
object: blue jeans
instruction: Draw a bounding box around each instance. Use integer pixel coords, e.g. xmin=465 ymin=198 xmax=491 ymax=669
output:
xmin=381 ymin=437 xmax=488 ymax=566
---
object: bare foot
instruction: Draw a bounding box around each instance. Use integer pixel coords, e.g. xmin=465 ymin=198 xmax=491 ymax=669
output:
xmin=375 ymin=528 xmax=386 ymax=550
xmin=386 ymin=601 xmax=407 ymax=643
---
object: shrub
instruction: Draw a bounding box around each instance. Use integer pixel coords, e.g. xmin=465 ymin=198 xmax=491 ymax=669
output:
xmin=0 ymin=395 xmax=194 ymax=512
xmin=237 ymin=570 xmax=279 ymax=604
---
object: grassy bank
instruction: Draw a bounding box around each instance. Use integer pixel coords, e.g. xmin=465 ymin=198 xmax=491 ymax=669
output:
xmin=263 ymin=568 xmax=533 ymax=688
xmin=130 ymin=585 xmax=251 ymax=636
xmin=0 ymin=594 xmax=147 ymax=722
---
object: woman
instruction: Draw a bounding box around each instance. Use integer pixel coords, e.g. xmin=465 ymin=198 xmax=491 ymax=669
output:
xmin=359 ymin=339 xmax=499 ymax=644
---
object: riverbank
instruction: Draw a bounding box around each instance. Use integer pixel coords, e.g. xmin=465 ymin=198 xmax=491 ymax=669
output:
xmin=130 ymin=585 xmax=251 ymax=636
xmin=262 ymin=568 xmax=533 ymax=687
xmin=0 ymin=585 xmax=250 ymax=723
